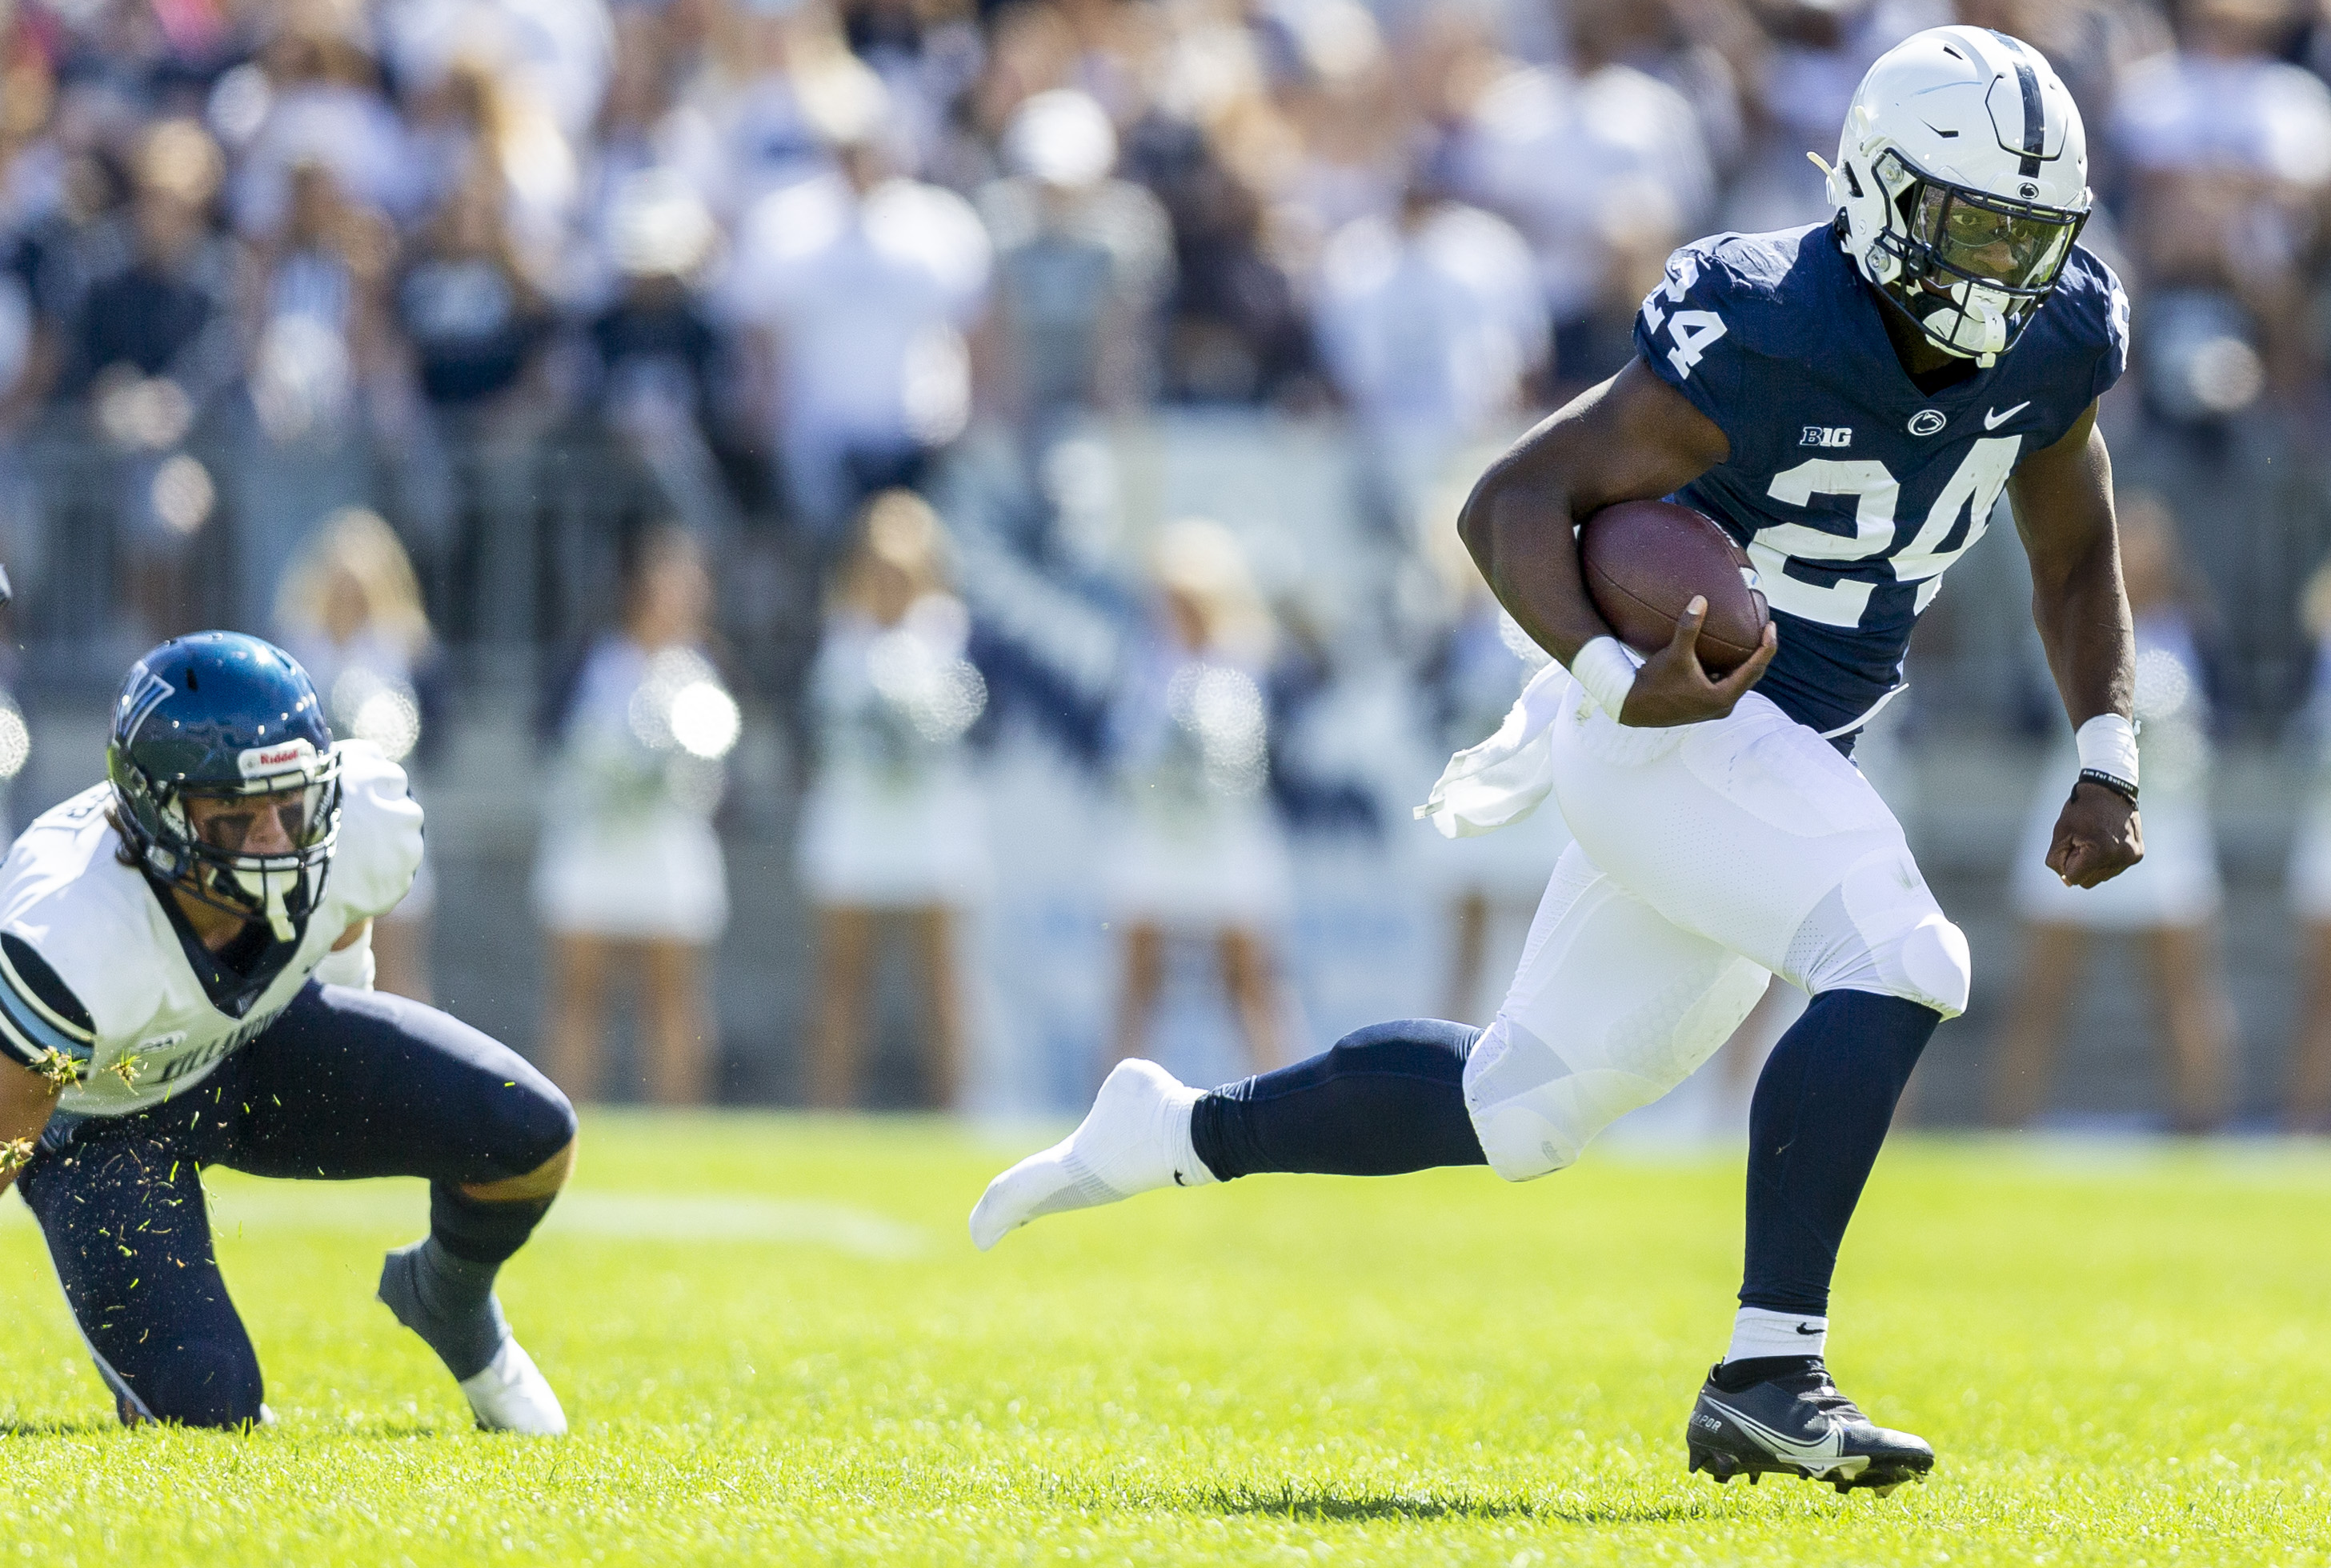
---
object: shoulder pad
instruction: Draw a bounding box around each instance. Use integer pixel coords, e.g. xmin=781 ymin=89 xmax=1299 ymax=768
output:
xmin=1633 ymin=229 xmax=1833 ymax=394
xmin=328 ymin=741 xmax=426 ymax=922
xmin=2048 ymin=246 xmax=2129 ymax=355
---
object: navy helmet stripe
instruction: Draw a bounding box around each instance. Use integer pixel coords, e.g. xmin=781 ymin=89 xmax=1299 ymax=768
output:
xmin=2011 ymin=58 xmax=2045 ymax=177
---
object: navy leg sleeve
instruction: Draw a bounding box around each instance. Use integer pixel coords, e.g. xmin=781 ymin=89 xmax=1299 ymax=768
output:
xmin=18 ymin=985 xmax=575 ymax=1426
xmin=224 ymin=983 xmax=577 ymax=1191
xmin=19 ymin=1129 xmax=263 ymax=1428
xmin=1740 ymin=990 xmax=1940 ymax=1315
xmin=228 ymin=984 xmax=577 ymax=1269
xmin=1191 ymin=1019 xmax=1487 ymax=1180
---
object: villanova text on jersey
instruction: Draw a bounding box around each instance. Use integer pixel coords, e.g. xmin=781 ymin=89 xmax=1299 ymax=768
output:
xmin=1632 ymin=222 xmax=2129 ymax=742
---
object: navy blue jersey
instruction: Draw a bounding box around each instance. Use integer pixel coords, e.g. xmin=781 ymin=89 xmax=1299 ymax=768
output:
xmin=1632 ymin=223 xmax=2128 ymax=737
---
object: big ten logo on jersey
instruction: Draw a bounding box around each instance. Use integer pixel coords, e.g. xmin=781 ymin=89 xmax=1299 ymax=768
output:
xmin=1801 ymin=426 xmax=1853 ymax=448
xmin=1640 ymin=255 xmax=1727 ymax=378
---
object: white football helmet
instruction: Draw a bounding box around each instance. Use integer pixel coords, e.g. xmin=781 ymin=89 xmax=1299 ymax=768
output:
xmin=1820 ymin=26 xmax=2090 ymax=366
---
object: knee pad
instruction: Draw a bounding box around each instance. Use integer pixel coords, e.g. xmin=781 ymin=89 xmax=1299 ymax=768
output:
xmin=1787 ymin=858 xmax=1970 ymax=1018
xmin=1463 ymin=954 xmax=1769 ymax=1183
xmin=1889 ymin=914 xmax=1973 ymax=1017
xmin=1463 ymin=1022 xmax=1593 ymax=1183
xmin=485 ymin=1074 xmax=579 ymax=1181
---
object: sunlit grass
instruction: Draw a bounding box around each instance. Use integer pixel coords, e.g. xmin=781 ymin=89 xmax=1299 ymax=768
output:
xmin=2 ymin=1116 xmax=2327 ymax=1565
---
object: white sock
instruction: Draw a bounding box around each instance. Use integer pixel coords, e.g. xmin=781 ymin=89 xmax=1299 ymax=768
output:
xmin=1162 ymin=1082 xmax=1218 ymax=1186
xmin=1724 ymin=1306 xmax=1826 ymax=1362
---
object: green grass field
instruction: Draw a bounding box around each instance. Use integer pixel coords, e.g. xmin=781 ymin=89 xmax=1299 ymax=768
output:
xmin=4 ymin=1116 xmax=2330 ymax=1566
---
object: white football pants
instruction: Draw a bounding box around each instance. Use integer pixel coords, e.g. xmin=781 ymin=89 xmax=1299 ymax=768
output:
xmin=1463 ymin=682 xmax=1971 ymax=1182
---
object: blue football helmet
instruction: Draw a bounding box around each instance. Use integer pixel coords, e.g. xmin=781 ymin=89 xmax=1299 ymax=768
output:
xmin=106 ymin=632 xmax=342 ymax=942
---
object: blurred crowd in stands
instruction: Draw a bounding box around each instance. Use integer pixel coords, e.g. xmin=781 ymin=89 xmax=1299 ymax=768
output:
xmin=2 ymin=0 xmax=2331 ymax=1128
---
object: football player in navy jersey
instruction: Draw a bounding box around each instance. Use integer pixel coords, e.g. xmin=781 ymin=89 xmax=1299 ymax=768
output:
xmin=970 ymin=26 xmax=2141 ymax=1493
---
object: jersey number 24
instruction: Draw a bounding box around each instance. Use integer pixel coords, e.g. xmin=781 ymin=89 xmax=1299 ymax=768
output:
xmin=1644 ymin=262 xmax=2021 ymax=630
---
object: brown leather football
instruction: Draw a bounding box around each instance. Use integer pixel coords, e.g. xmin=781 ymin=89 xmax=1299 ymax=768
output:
xmin=1580 ymin=499 xmax=1769 ymax=676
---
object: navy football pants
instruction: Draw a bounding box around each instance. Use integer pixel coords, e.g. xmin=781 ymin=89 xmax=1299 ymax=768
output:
xmin=18 ymin=982 xmax=575 ymax=1428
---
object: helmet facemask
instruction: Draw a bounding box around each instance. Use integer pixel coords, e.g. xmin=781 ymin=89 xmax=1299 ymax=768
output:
xmin=136 ymin=754 xmax=343 ymax=943
xmin=1864 ymin=149 xmax=2086 ymax=364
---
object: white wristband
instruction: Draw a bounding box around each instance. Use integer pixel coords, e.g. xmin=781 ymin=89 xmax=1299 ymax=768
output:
xmin=2075 ymin=713 xmax=2140 ymax=790
xmin=1570 ymin=636 xmax=1641 ymax=718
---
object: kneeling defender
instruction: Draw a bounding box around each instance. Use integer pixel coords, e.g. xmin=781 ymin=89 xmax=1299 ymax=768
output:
xmin=0 ymin=632 xmax=576 ymax=1431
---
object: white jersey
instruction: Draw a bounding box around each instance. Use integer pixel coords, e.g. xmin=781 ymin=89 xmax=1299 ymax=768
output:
xmin=0 ymin=741 xmax=424 ymax=1117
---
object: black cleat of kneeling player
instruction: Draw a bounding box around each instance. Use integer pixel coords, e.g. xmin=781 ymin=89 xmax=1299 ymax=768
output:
xmin=1685 ymin=1358 xmax=1933 ymax=1495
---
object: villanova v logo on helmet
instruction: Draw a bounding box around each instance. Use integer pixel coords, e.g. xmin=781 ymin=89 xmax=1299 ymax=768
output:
xmin=118 ymin=667 xmax=174 ymax=743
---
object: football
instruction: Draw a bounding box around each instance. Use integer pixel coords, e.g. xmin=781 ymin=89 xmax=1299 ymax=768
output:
xmin=1580 ymin=498 xmax=1770 ymax=676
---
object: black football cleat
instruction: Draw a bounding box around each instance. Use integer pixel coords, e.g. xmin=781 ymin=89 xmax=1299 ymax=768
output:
xmin=1685 ymin=1360 xmax=1933 ymax=1495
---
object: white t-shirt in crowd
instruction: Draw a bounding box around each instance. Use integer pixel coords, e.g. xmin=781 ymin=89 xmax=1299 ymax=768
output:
xmin=378 ymin=0 xmax=613 ymax=138
xmin=1453 ymin=62 xmax=1713 ymax=325
xmin=2111 ymin=50 xmax=2331 ymax=187
xmin=727 ymin=173 xmax=992 ymax=450
xmin=231 ymin=83 xmax=422 ymax=237
xmin=1313 ymin=202 xmax=1545 ymax=435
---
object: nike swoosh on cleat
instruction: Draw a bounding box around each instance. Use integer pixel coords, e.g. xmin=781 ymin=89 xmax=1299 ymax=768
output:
xmin=1704 ymin=1398 xmax=1844 ymax=1466
xmin=1984 ymin=402 xmax=2030 ymax=430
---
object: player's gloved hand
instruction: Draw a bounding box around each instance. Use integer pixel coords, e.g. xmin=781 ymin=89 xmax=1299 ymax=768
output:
xmin=2046 ymin=779 xmax=2143 ymax=888
xmin=1617 ymin=597 xmax=1778 ymax=729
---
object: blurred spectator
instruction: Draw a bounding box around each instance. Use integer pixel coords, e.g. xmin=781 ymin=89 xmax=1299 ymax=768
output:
xmin=798 ymin=490 xmax=987 ymax=1108
xmin=589 ymin=169 xmax=735 ymax=534
xmin=1123 ymin=102 xmax=1314 ymax=406
xmin=1992 ymin=495 xmax=2233 ymax=1133
xmin=274 ymin=506 xmax=442 ymax=1001
xmin=1313 ymin=179 xmax=1542 ymax=533
xmin=244 ymin=160 xmax=398 ymax=444
xmin=398 ymin=56 xmax=579 ymax=280
xmin=573 ymin=3 xmax=687 ymax=306
xmin=2110 ymin=0 xmax=2331 ymax=404
xmin=2283 ymin=557 xmax=2331 ymax=1130
xmin=1717 ymin=0 xmax=1939 ymax=234
xmin=378 ymin=0 xmax=614 ymax=146
xmin=976 ymin=89 xmax=1173 ymax=430
xmin=234 ymin=158 xmax=400 ymax=626
xmin=667 ymin=0 xmax=873 ymax=223
xmin=230 ymin=3 xmax=421 ymax=238
xmin=1107 ymin=518 xmax=1291 ymax=1074
xmin=0 ymin=48 xmax=59 ymax=430
xmin=1314 ymin=182 xmax=1543 ymax=442
xmin=727 ymin=93 xmax=990 ymax=548
xmin=395 ymin=157 xmax=552 ymax=420
xmin=1451 ymin=21 xmax=1713 ymax=388
xmin=69 ymin=117 xmax=239 ymax=639
xmin=534 ymin=523 xmax=737 ymax=1104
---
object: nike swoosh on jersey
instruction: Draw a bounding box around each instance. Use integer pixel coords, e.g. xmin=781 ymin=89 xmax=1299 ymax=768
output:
xmin=1705 ymin=1398 xmax=1845 ymax=1464
xmin=1984 ymin=402 xmax=2031 ymax=430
